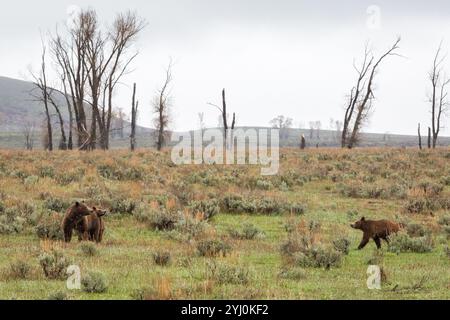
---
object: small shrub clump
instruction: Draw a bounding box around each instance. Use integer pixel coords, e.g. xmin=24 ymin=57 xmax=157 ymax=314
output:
xmin=0 ymin=207 xmax=26 ymax=234
xmin=206 ymin=260 xmax=251 ymax=285
xmin=188 ymin=200 xmax=220 ymax=220
xmin=81 ymin=272 xmax=108 ymax=293
xmin=197 ymin=239 xmax=231 ymax=257
xmin=47 ymin=291 xmax=68 ymax=300
xmin=8 ymin=260 xmax=32 ymax=280
xmin=229 ymin=223 xmax=264 ymax=240
xmin=39 ymin=250 xmax=70 ymax=280
xmin=333 ymin=237 xmax=351 ymax=255
xmin=294 ymin=246 xmax=343 ymax=269
xmin=152 ymin=251 xmax=171 ymax=266
xmin=35 ymin=212 xmax=64 ymax=240
xmin=278 ymin=267 xmax=307 ymax=280
xmin=80 ymin=243 xmax=99 ymax=257
xmin=388 ymin=233 xmax=434 ymax=254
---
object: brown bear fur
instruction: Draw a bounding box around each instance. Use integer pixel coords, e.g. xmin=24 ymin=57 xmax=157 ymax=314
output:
xmin=61 ymin=202 xmax=93 ymax=243
xmin=351 ymin=217 xmax=401 ymax=249
xmin=75 ymin=207 xmax=107 ymax=243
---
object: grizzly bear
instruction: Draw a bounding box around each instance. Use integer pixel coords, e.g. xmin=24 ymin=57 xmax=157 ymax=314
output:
xmin=75 ymin=207 xmax=107 ymax=243
xmin=61 ymin=202 xmax=93 ymax=243
xmin=350 ymin=217 xmax=401 ymax=249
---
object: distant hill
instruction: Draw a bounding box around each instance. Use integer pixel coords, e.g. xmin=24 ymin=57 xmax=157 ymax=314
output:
xmin=0 ymin=76 xmax=153 ymax=149
xmin=1 ymin=76 xmax=449 ymax=149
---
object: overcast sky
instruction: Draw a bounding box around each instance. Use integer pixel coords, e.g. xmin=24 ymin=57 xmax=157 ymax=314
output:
xmin=1 ymin=0 xmax=450 ymax=135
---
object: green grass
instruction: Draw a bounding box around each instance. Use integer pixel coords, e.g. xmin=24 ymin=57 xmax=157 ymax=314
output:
xmin=0 ymin=148 xmax=449 ymax=299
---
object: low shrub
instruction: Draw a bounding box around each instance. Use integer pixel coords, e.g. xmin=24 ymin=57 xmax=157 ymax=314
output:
xmin=277 ymin=267 xmax=307 ymax=280
xmin=110 ymin=197 xmax=136 ymax=214
xmin=229 ymin=223 xmax=264 ymax=240
xmin=406 ymin=223 xmax=429 ymax=238
xmin=80 ymin=243 xmax=99 ymax=257
xmin=0 ymin=207 xmax=26 ymax=234
xmin=388 ymin=233 xmax=434 ymax=254
xmin=188 ymin=200 xmax=220 ymax=220
xmin=206 ymin=260 xmax=250 ymax=285
xmin=35 ymin=211 xmax=64 ymax=240
xmin=294 ymin=245 xmax=343 ymax=269
xmin=152 ymin=251 xmax=171 ymax=266
xmin=333 ymin=237 xmax=351 ymax=255
xmin=197 ymin=239 xmax=231 ymax=257
xmin=43 ymin=197 xmax=68 ymax=212
xmin=8 ymin=260 xmax=32 ymax=280
xmin=39 ymin=250 xmax=70 ymax=280
xmin=47 ymin=291 xmax=68 ymax=300
xmin=81 ymin=272 xmax=108 ymax=293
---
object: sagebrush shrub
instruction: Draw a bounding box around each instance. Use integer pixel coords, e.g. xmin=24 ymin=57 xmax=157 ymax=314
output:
xmin=35 ymin=212 xmax=64 ymax=240
xmin=8 ymin=260 xmax=32 ymax=280
xmin=278 ymin=267 xmax=307 ymax=280
xmin=81 ymin=243 xmax=99 ymax=257
xmin=206 ymin=260 xmax=250 ymax=285
xmin=110 ymin=197 xmax=136 ymax=214
xmin=81 ymin=272 xmax=108 ymax=293
xmin=152 ymin=251 xmax=171 ymax=266
xmin=39 ymin=250 xmax=70 ymax=280
xmin=43 ymin=197 xmax=68 ymax=212
xmin=388 ymin=233 xmax=434 ymax=254
xmin=47 ymin=291 xmax=68 ymax=300
xmin=0 ymin=207 xmax=26 ymax=234
xmin=197 ymin=239 xmax=231 ymax=257
xmin=229 ymin=223 xmax=263 ymax=240
xmin=294 ymin=245 xmax=342 ymax=269
xmin=333 ymin=237 xmax=351 ymax=255
xmin=188 ymin=200 xmax=220 ymax=220
xmin=406 ymin=223 xmax=429 ymax=238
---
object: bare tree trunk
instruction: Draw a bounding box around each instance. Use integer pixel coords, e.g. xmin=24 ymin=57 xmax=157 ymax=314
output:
xmin=130 ymin=83 xmax=138 ymax=151
xmin=300 ymin=134 xmax=306 ymax=150
xmin=418 ymin=123 xmax=422 ymax=150
xmin=428 ymin=127 xmax=432 ymax=149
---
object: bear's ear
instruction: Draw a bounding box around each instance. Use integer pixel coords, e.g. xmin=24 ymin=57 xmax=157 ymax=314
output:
xmin=92 ymin=206 xmax=97 ymax=211
xmin=75 ymin=201 xmax=80 ymax=207
xmin=361 ymin=217 xmax=366 ymax=221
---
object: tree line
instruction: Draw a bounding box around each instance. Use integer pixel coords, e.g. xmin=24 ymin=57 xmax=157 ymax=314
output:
xmin=28 ymin=10 xmax=449 ymax=152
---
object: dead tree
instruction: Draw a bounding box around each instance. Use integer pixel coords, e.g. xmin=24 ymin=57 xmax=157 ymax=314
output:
xmin=51 ymin=9 xmax=144 ymax=150
xmin=428 ymin=43 xmax=449 ymax=148
xmin=208 ymin=89 xmax=236 ymax=146
xmin=23 ymin=122 xmax=35 ymax=150
xmin=428 ymin=127 xmax=432 ymax=149
xmin=31 ymin=44 xmax=53 ymax=151
xmin=300 ymin=134 xmax=306 ymax=150
xmin=342 ymin=38 xmax=401 ymax=149
xmin=153 ymin=62 xmax=173 ymax=151
xmin=418 ymin=123 xmax=422 ymax=150
xmin=48 ymin=90 xmax=67 ymax=150
xmin=130 ymin=83 xmax=138 ymax=151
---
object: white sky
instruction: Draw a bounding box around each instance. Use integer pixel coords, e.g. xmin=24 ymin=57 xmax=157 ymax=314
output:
xmin=1 ymin=0 xmax=450 ymax=135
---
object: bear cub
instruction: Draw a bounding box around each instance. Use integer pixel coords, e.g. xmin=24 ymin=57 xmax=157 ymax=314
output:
xmin=351 ymin=217 xmax=401 ymax=249
xmin=75 ymin=207 xmax=107 ymax=243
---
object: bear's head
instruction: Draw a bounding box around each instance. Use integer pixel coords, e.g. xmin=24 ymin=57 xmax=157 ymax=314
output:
xmin=92 ymin=206 xmax=108 ymax=218
xmin=71 ymin=201 xmax=93 ymax=220
xmin=350 ymin=217 xmax=366 ymax=230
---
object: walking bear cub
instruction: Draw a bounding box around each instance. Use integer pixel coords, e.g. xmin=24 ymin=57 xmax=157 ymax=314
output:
xmin=75 ymin=207 xmax=107 ymax=243
xmin=351 ymin=217 xmax=401 ymax=249
xmin=61 ymin=202 xmax=93 ymax=243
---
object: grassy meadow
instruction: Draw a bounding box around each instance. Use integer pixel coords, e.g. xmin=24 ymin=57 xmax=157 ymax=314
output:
xmin=0 ymin=148 xmax=449 ymax=300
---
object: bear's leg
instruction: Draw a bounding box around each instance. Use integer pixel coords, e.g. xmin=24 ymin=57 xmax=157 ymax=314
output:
xmin=98 ymin=229 xmax=103 ymax=243
xmin=64 ymin=228 xmax=73 ymax=243
xmin=358 ymin=235 xmax=370 ymax=250
xmin=94 ymin=229 xmax=101 ymax=243
xmin=373 ymin=237 xmax=382 ymax=249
